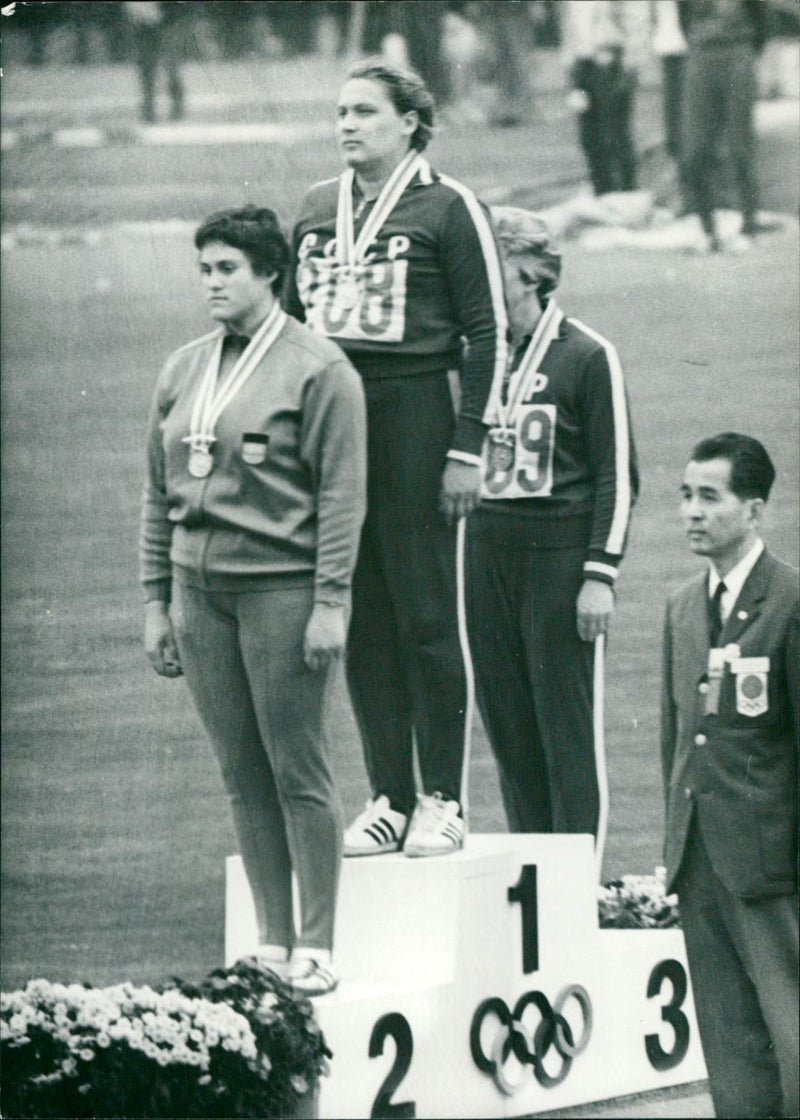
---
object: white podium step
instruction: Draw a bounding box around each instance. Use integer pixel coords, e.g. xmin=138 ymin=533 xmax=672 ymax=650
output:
xmin=225 ymin=834 xmax=706 ymax=1119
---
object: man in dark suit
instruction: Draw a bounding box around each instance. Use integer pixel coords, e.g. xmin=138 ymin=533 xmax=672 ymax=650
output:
xmin=661 ymin=432 xmax=798 ymax=1118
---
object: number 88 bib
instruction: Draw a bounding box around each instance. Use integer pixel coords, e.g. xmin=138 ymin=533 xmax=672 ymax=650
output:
xmin=481 ymin=404 xmax=557 ymax=500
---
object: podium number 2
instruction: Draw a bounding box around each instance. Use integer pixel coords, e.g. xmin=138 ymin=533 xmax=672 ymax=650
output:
xmin=645 ymin=958 xmax=690 ymax=1071
xmin=369 ymin=1012 xmax=416 ymax=1118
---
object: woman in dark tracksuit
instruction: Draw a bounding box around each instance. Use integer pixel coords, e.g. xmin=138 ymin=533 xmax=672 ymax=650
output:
xmin=466 ymin=207 xmax=638 ymax=863
xmin=284 ymin=60 xmax=508 ymax=859
xmin=141 ymin=207 xmax=366 ymax=995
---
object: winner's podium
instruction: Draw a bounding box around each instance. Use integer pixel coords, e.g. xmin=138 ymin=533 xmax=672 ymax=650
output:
xmin=226 ymin=835 xmax=706 ymax=1119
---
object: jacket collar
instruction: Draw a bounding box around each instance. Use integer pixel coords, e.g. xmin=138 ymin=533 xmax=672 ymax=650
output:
xmin=678 ymin=549 xmax=772 ymax=673
xmin=719 ymin=547 xmax=771 ymax=646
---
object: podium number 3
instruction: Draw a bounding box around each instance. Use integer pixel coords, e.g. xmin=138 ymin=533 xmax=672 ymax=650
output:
xmin=369 ymin=1012 xmax=416 ymax=1118
xmin=645 ymin=958 xmax=690 ymax=1070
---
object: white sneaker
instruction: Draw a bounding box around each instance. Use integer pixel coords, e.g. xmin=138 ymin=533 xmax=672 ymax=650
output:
xmin=725 ymin=232 xmax=754 ymax=254
xmin=343 ymin=796 xmax=408 ymax=856
xmin=246 ymin=944 xmax=290 ymax=979
xmin=288 ymin=954 xmax=338 ymax=997
xmin=403 ymin=792 xmax=465 ymax=858
xmin=679 ymin=214 xmax=719 ymax=254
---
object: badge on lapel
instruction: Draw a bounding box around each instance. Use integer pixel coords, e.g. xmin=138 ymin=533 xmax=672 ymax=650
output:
xmin=241 ymin=433 xmax=269 ymax=466
xmin=731 ymin=656 xmax=770 ymax=717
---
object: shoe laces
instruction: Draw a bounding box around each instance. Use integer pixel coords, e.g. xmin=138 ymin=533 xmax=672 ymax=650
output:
xmin=417 ymin=792 xmax=452 ymax=831
xmin=292 ymin=957 xmax=318 ymax=980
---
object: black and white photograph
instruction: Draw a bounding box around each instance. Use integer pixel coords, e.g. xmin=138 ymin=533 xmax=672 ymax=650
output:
xmin=2 ymin=2 xmax=798 ymax=1117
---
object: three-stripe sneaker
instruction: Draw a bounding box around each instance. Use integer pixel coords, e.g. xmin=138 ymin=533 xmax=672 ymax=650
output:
xmin=403 ymin=792 xmax=465 ymax=857
xmin=288 ymin=951 xmax=338 ymax=997
xmin=343 ymin=795 xmax=408 ymax=857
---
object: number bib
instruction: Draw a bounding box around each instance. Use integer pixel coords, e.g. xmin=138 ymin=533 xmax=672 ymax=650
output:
xmin=481 ymin=403 xmax=557 ymax=499
xmin=297 ymin=256 xmax=408 ymax=344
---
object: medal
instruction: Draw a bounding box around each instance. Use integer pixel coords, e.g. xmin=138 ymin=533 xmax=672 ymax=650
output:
xmin=336 ymin=273 xmax=359 ymax=310
xmin=188 ymin=446 xmax=213 ymax=478
xmin=334 ymin=150 xmax=425 ymax=290
xmin=487 ymin=428 xmax=516 ymax=472
xmin=182 ymin=303 xmax=286 ymax=481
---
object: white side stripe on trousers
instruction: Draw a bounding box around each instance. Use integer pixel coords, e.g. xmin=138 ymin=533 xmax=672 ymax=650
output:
xmin=594 ymin=633 xmax=609 ymax=881
xmin=455 ymin=518 xmax=608 ymax=862
xmin=455 ymin=517 xmax=475 ymax=823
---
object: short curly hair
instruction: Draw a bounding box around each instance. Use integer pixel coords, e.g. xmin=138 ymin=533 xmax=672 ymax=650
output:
xmin=194 ymin=205 xmax=289 ymax=293
xmin=345 ymin=59 xmax=435 ymax=151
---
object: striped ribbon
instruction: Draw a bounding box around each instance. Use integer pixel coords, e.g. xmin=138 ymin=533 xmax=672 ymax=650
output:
xmin=489 ymin=300 xmax=564 ymax=431
xmin=184 ymin=302 xmax=286 ymax=453
xmin=335 ymin=149 xmax=427 ymax=267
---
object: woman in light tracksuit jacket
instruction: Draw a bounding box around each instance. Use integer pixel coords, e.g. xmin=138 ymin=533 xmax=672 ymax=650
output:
xmin=140 ymin=206 xmax=366 ymax=996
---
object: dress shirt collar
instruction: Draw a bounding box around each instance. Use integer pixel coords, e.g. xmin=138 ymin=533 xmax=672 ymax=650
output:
xmin=709 ymin=538 xmax=764 ymax=621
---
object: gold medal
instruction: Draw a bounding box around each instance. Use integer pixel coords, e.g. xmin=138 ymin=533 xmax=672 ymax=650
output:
xmin=188 ymin=446 xmax=213 ymax=478
xmin=336 ymin=275 xmax=359 ymax=310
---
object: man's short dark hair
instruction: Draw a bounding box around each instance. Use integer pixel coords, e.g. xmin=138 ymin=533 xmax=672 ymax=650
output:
xmin=690 ymin=432 xmax=776 ymax=501
xmin=346 ymin=59 xmax=435 ymax=151
xmin=194 ymin=206 xmax=289 ymax=293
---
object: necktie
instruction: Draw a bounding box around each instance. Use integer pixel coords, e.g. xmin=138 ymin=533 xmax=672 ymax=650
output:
xmin=709 ymin=580 xmax=726 ymax=647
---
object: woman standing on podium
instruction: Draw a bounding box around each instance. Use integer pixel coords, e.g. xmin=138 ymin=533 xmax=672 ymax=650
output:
xmin=466 ymin=207 xmax=639 ymax=850
xmin=284 ymin=61 xmax=508 ymax=860
xmin=140 ymin=206 xmax=366 ymax=995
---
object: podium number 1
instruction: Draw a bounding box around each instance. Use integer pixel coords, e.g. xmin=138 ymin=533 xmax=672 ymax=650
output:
xmin=508 ymin=863 xmax=539 ymax=973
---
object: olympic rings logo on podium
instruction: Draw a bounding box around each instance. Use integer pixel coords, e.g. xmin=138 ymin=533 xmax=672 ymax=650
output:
xmin=469 ymin=985 xmax=593 ymax=1095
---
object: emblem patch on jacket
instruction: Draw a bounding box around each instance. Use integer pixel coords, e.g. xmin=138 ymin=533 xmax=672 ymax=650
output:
xmin=732 ymin=656 xmax=769 ymax=717
xmin=241 ymin=433 xmax=269 ymax=466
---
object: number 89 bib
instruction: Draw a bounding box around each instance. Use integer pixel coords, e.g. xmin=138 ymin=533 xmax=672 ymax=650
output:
xmin=481 ymin=404 xmax=557 ymax=499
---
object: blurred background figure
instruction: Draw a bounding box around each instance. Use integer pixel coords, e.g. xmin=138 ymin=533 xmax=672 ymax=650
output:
xmin=562 ymin=0 xmax=645 ymax=196
xmin=677 ymin=0 xmax=767 ymax=252
xmin=463 ymin=0 xmax=538 ymax=126
xmin=123 ymin=0 xmax=185 ymax=123
xmin=651 ymin=0 xmax=688 ymax=206
xmin=361 ymin=0 xmax=452 ymax=106
xmin=358 ymin=1 xmax=559 ymax=126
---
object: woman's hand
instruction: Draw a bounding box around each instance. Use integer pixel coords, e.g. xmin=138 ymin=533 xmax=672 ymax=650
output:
xmin=304 ymin=602 xmax=348 ymax=671
xmin=576 ymin=579 xmax=615 ymax=643
xmin=144 ymin=600 xmax=183 ymax=678
xmin=440 ymin=460 xmax=482 ymax=525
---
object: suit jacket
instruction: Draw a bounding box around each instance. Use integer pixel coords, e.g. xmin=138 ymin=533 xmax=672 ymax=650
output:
xmin=661 ymin=549 xmax=799 ymax=897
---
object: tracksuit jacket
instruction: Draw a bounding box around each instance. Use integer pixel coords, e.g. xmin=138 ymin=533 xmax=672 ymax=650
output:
xmin=284 ymin=162 xmax=508 ymax=458
xmin=476 ymin=302 xmax=639 ymax=587
xmin=140 ymin=315 xmax=367 ymax=605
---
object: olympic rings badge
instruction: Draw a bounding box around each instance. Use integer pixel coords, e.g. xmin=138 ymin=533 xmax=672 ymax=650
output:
xmin=470 ymin=985 xmax=593 ymax=1095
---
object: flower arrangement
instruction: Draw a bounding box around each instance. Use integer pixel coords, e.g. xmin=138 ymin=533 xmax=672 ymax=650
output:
xmin=598 ymin=866 xmax=682 ymax=929
xmin=1 ymin=958 xmax=330 ymax=1118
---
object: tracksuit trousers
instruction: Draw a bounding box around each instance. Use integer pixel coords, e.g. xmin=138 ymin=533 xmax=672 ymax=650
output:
xmin=576 ymin=60 xmax=638 ymax=196
xmin=346 ymin=371 xmax=467 ymax=817
xmin=682 ymin=42 xmax=758 ymax=234
xmin=171 ymin=577 xmax=342 ymax=952
xmin=465 ymin=523 xmax=600 ymax=836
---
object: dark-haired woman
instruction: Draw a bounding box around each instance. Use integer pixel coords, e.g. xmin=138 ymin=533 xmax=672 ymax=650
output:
xmin=141 ymin=207 xmax=366 ymax=995
xmin=285 ymin=61 xmax=508 ymax=859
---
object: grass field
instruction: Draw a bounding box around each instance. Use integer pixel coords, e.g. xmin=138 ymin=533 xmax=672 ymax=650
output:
xmin=2 ymin=67 xmax=798 ymax=996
